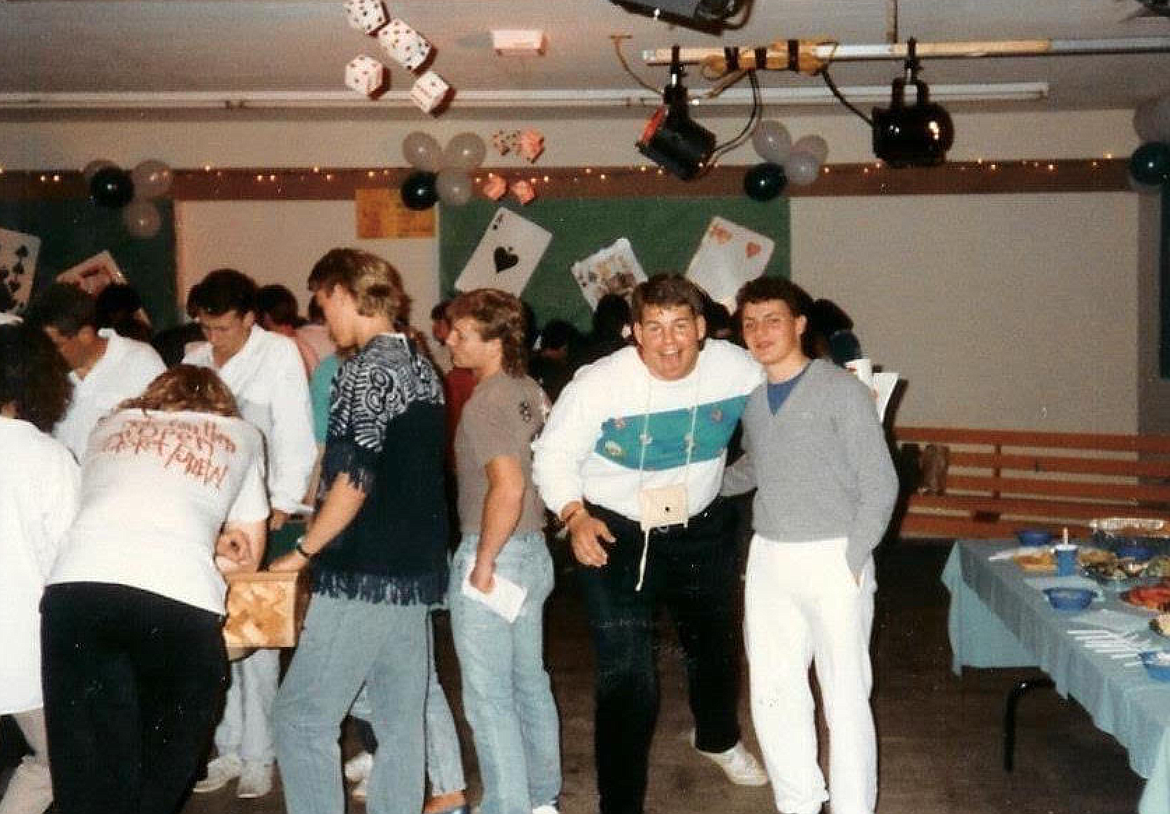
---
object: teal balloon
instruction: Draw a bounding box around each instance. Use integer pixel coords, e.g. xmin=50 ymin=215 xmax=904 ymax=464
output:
xmin=1129 ymin=142 xmax=1170 ymax=186
xmin=743 ymin=162 xmax=786 ymax=201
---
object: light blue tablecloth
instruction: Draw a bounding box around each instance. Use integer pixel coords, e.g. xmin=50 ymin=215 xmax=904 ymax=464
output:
xmin=942 ymin=541 xmax=1170 ymax=814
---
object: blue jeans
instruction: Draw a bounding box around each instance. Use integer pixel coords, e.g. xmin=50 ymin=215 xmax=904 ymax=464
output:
xmin=274 ymin=594 xmax=429 ymax=814
xmin=449 ymin=532 xmax=561 ymax=814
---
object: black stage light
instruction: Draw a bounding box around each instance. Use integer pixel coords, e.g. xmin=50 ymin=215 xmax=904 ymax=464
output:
xmin=610 ymin=0 xmax=745 ymax=28
xmin=871 ymin=46 xmax=954 ymax=168
xmin=636 ymin=46 xmax=716 ymax=180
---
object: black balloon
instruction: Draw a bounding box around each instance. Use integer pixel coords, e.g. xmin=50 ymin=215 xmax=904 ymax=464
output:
xmin=743 ymin=162 xmax=786 ymax=201
xmin=400 ymin=171 xmax=439 ymax=210
xmin=89 ymin=166 xmax=135 ymax=209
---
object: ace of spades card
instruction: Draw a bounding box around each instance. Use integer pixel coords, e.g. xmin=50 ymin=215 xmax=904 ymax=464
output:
xmin=455 ymin=208 xmax=552 ymax=297
xmin=0 ymin=227 xmax=41 ymax=316
xmin=684 ymin=216 xmax=774 ymax=307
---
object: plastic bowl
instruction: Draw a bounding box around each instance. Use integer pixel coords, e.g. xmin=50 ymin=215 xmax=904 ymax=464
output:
xmin=1017 ymin=529 xmax=1053 ymax=547
xmin=1043 ymin=587 xmax=1096 ymax=611
xmin=1117 ymin=543 xmax=1155 ymax=562
xmin=1139 ymin=650 xmax=1170 ymax=682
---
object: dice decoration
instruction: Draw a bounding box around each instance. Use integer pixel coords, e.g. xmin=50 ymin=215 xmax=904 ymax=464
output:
xmin=345 ymin=55 xmax=386 ymax=97
xmin=343 ymin=0 xmax=387 ymax=34
xmin=510 ymin=179 xmax=536 ymax=205
xmin=410 ymin=70 xmax=451 ymax=115
xmin=518 ymin=129 xmax=545 ymax=163
xmin=378 ymin=18 xmax=432 ymax=72
xmin=482 ymin=174 xmax=508 ymax=201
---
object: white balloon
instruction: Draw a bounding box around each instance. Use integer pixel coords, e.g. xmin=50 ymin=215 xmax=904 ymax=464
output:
xmin=1134 ymin=98 xmax=1161 ymax=142
xmin=784 ymin=151 xmax=820 ymax=186
xmin=122 ymin=199 xmax=161 ymax=238
xmin=792 ymin=134 xmax=829 ymax=165
xmin=1151 ymin=95 xmax=1170 ymax=142
xmin=130 ymin=159 xmax=173 ymax=199
xmin=402 ymin=131 xmax=442 ymax=172
xmin=443 ymin=132 xmax=487 ymax=170
xmin=435 ymin=168 xmax=473 ymax=206
xmin=751 ymin=120 xmax=792 ymax=164
xmin=82 ymin=158 xmax=116 ymax=181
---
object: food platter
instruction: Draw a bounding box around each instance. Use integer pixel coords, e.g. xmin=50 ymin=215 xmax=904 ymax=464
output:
xmin=1120 ymin=582 xmax=1170 ymax=613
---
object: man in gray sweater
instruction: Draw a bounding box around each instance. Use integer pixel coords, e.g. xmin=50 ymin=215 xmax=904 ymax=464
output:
xmin=723 ymin=276 xmax=897 ymax=814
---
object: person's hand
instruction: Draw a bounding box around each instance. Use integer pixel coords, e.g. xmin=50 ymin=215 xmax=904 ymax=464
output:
xmin=469 ymin=559 xmax=495 ymax=593
xmin=269 ymin=509 xmax=289 ymax=531
xmin=568 ymin=511 xmax=615 ymax=568
xmin=216 ymin=528 xmax=254 ymax=572
xmin=268 ymin=551 xmax=309 ymax=573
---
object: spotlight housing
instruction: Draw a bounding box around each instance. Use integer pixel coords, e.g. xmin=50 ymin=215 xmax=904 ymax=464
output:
xmin=871 ymin=44 xmax=954 ymax=168
xmin=610 ymin=0 xmax=746 ymax=28
xmin=636 ymin=46 xmax=716 ymax=180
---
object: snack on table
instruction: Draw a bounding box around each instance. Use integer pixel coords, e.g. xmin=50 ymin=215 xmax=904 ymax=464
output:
xmin=1077 ymin=547 xmax=1116 ymax=568
xmin=1014 ymin=549 xmax=1055 ymax=572
xmin=1090 ymin=517 xmax=1170 ymax=538
xmin=1145 ymin=555 xmax=1170 ymax=578
xmin=1150 ymin=613 xmax=1170 ymax=637
xmin=1120 ymin=582 xmax=1170 ymax=612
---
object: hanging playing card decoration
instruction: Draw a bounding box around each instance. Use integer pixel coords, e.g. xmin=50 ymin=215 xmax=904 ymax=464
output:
xmin=0 ymin=228 xmax=41 ymax=316
xmin=570 ymin=238 xmax=646 ymax=310
xmin=685 ymin=216 xmax=775 ymax=308
xmin=455 ymin=208 xmax=552 ymax=297
xmin=490 ymin=129 xmax=546 ymax=163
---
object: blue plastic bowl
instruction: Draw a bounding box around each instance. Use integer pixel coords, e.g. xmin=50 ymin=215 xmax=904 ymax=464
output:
xmin=1117 ymin=543 xmax=1155 ymax=562
xmin=1043 ymin=587 xmax=1096 ymax=611
xmin=1140 ymin=650 xmax=1170 ymax=682
xmin=1017 ymin=529 xmax=1053 ymax=547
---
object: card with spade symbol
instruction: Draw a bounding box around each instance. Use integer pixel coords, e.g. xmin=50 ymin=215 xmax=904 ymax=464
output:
xmin=0 ymin=227 xmax=41 ymax=316
xmin=455 ymin=207 xmax=552 ymax=297
xmin=684 ymin=216 xmax=774 ymax=308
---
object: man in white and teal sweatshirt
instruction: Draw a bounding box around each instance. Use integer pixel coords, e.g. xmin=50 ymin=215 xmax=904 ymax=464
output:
xmin=723 ymin=275 xmax=897 ymax=814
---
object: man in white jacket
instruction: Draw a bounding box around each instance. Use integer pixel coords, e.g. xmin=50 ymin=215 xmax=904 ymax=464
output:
xmin=184 ymin=269 xmax=316 ymax=799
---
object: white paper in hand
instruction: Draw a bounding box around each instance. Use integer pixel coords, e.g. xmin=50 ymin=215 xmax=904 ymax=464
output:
xmin=461 ymin=567 xmax=527 ymax=623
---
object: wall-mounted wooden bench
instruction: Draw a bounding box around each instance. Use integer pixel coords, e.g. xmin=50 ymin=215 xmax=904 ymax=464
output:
xmin=891 ymin=427 xmax=1170 ymax=539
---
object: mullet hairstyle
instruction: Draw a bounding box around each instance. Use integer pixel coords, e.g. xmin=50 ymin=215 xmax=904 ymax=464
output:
xmin=630 ymin=274 xmax=705 ymax=325
xmin=0 ymin=323 xmax=73 ymax=432
xmin=119 ymin=364 xmax=240 ymax=418
xmin=446 ymin=288 xmax=528 ymax=377
xmin=307 ymin=248 xmax=407 ymax=323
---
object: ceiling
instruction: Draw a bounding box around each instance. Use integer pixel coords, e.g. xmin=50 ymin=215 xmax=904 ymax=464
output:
xmin=1 ymin=0 xmax=1169 ymax=119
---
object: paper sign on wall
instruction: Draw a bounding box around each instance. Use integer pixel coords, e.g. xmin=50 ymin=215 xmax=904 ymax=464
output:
xmin=685 ymin=216 xmax=774 ymax=307
xmin=455 ymin=207 xmax=551 ymax=297
xmin=0 ymin=227 xmax=41 ymax=315
xmin=570 ymin=238 xmax=646 ymax=310
xmin=355 ymin=188 xmax=435 ymax=239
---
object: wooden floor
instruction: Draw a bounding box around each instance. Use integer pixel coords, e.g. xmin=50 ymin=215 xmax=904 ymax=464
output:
xmin=5 ymin=537 xmax=1146 ymax=814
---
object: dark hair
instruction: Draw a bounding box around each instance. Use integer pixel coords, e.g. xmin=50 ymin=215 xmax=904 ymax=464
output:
xmin=631 ymin=274 xmax=705 ymax=324
xmin=539 ymin=319 xmax=579 ymax=352
xmin=307 ymin=248 xmax=406 ymax=322
xmin=446 ymin=289 xmax=528 ymax=376
xmin=256 ymin=284 xmax=303 ymax=328
xmin=186 ymin=269 xmax=257 ymax=319
xmin=810 ymin=298 xmax=854 ymax=335
xmin=735 ymin=275 xmax=815 ymax=320
xmin=701 ymin=294 xmax=733 ymax=338
xmin=0 ymin=323 xmax=72 ymax=432
xmin=431 ymin=300 xmax=451 ymax=322
xmin=96 ymin=283 xmax=152 ymax=342
xmin=23 ymin=282 xmax=98 ymax=336
xmin=307 ymin=297 xmax=325 ymax=323
xmin=592 ymin=293 xmax=630 ymax=340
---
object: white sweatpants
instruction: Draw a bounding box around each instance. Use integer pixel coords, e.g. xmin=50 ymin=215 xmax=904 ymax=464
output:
xmin=744 ymin=535 xmax=877 ymax=814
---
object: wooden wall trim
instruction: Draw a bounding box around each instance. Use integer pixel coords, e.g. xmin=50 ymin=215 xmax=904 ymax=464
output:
xmin=0 ymin=158 xmax=1131 ymax=201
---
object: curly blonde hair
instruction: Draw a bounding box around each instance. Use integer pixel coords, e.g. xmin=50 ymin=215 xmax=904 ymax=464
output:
xmin=119 ymin=365 xmax=239 ymax=417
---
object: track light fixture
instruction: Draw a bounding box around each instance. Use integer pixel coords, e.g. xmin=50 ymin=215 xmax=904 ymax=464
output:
xmin=635 ymin=46 xmax=716 ymax=180
xmin=871 ymin=39 xmax=955 ymax=167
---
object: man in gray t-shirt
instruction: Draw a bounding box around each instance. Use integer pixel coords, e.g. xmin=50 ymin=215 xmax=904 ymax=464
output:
xmin=445 ymin=289 xmax=561 ymax=814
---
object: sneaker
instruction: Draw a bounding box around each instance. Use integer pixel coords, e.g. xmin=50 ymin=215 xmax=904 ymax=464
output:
xmin=351 ymin=774 xmax=369 ymax=802
xmin=344 ymin=750 xmax=374 ymax=783
xmin=532 ymin=805 xmax=560 ymax=814
xmin=236 ymin=762 xmax=273 ymax=799
xmin=192 ymin=754 xmax=242 ymax=794
xmin=690 ymin=731 xmax=769 ymax=786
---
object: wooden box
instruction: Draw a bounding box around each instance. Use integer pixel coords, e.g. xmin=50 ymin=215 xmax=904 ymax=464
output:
xmin=223 ymin=570 xmax=310 ymax=649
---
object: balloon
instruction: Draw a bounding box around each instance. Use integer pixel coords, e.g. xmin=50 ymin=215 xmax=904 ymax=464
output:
xmin=792 ymin=134 xmax=829 ymax=165
xmin=402 ymin=132 xmax=442 ymax=172
xmin=435 ymin=168 xmax=473 ymax=206
xmin=783 ymin=151 xmax=820 ymax=187
xmin=89 ymin=166 xmax=135 ymax=208
xmin=122 ymin=199 xmax=162 ymax=238
xmin=1129 ymin=142 xmax=1170 ymax=187
xmin=400 ymin=171 xmax=438 ymax=210
xmin=743 ymin=162 xmax=787 ymax=201
xmin=130 ymin=159 xmax=173 ymax=199
xmin=1134 ymin=98 xmax=1162 ymax=142
xmin=1152 ymin=95 xmax=1170 ymax=142
xmin=1129 ymin=174 xmax=1162 ymax=195
xmin=82 ymin=158 xmax=116 ymax=182
xmin=443 ymin=132 xmax=486 ymax=170
xmin=751 ymin=120 xmax=791 ymax=164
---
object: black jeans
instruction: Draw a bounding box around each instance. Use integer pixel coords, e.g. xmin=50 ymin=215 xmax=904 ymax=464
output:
xmin=577 ymin=498 xmax=743 ymax=814
xmin=41 ymin=582 xmax=227 ymax=814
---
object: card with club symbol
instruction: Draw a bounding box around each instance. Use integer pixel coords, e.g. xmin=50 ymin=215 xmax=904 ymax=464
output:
xmin=0 ymin=227 xmax=41 ymax=316
xmin=455 ymin=207 xmax=552 ymax=297
xmin=684 ymin=216 xmax=774 ymax=307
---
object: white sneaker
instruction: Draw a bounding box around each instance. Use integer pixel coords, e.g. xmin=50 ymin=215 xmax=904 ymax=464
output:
xmin=192 ymin=754 xmax=243 ymax=794
xmin=690 ymin=731 xmax=769 ymax=786
xmin=532 ymin=805 xmax=560 ymax=814
xmin=351 ymin=773 xmax=368 ymax=801
xmin=236 ymin=761 xmax=273 ymax=799
xmin=344 ymin=750 xmax=373 ymax=783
